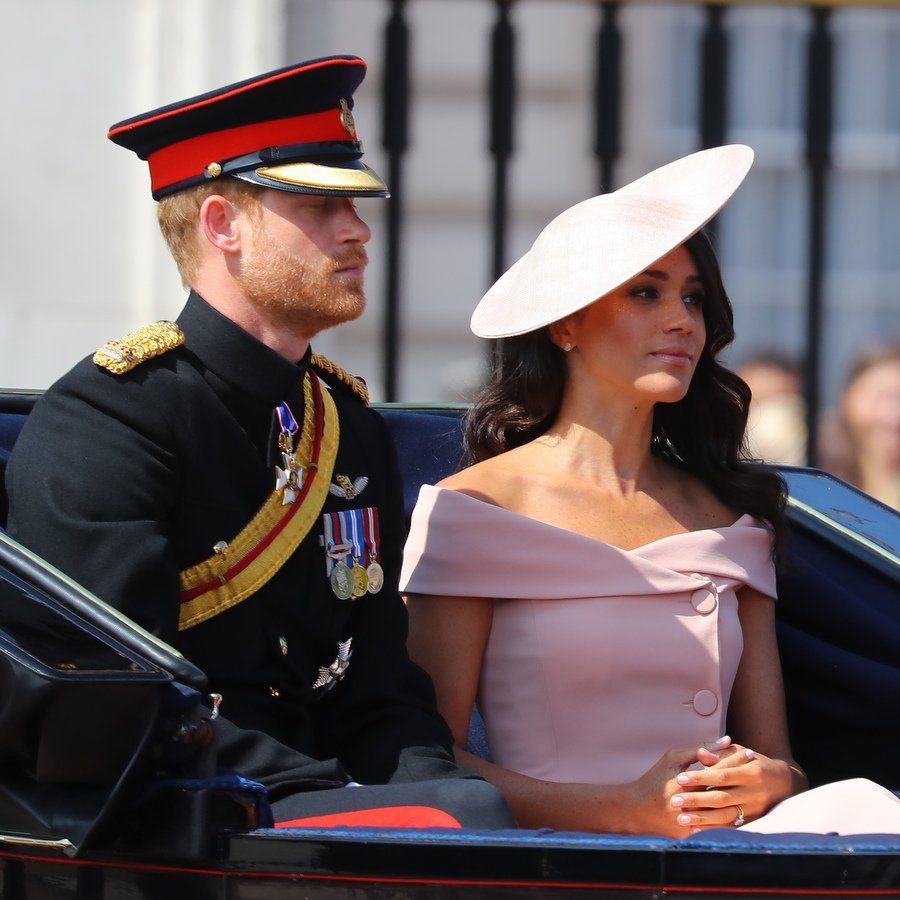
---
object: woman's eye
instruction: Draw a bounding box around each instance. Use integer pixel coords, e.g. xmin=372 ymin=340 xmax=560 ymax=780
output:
xmin=684 ymin=292 xmax=705 ymax=307
xmin=629 ymin=285 xmax=659 ymax=300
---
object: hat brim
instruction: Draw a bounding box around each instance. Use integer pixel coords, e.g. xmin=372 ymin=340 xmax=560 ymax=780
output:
xmin=233 ymin=160 xmax=389 ymax=198
xmin=470 ymin=145 xmax=753 ymax=339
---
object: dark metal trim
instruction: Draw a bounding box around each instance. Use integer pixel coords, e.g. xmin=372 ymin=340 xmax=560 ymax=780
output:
xmin=381 ymin=0 xmax=410 ymax=402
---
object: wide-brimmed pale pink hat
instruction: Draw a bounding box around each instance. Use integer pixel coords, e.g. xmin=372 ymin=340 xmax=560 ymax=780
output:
xmin=470 ymin=145 xmax=754 ymax=339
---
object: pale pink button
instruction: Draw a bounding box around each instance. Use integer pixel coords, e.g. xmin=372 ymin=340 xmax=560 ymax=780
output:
xmin=692 ymin=690 xmax=719 ymax=716
xmin=691 ymin=587 xmax=717 ymax=615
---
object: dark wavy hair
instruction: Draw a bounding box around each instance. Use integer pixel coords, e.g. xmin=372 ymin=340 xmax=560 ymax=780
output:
xmin=465 ymin=230 xmax=788 ymax=563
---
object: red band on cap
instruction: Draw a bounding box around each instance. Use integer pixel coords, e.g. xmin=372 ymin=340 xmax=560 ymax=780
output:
xmin=147 ymin=109 xmax=353 ymax=193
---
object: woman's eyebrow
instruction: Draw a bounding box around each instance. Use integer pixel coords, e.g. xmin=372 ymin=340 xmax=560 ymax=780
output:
xmin=638 ymin=269 xmax=702 ymax=282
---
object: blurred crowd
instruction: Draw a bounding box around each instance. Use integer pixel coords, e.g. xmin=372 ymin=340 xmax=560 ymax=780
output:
xmin=739 ymin=344 xmax=900 ymax=510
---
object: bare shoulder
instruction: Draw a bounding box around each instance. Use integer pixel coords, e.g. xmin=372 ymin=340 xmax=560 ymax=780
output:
xmin=437 ymin=446 xmax=532 ymax=508
xmin=664 ymin=464 xmax=742 ymax=530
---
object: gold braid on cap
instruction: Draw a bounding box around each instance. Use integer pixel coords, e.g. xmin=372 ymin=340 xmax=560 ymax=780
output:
xmin=93 ymin=321 xmax=184 ymax=374
xmin=310 ymin=353 xmax=369 ymax=404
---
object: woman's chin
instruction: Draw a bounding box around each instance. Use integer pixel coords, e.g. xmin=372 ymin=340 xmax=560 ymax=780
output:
xmin=634 ymin=375 xmax=692 ymax=405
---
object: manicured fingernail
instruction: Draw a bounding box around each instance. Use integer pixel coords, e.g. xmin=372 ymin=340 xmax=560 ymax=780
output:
xmin=744 ymin=749 xmax=755 ymax=760
xmin=676 ymin=773 xmax=690 ymax=785
xmin=671 ymin=795 xmax=685 ymax=807
xmin=715 ymin=735 xmax=730 ymax=747
xmin=678 ymin=814 xmax=692 ymax=826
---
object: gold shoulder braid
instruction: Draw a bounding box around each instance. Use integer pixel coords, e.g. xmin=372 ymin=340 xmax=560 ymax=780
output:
xmin=178 ymin=372 xmax=340 ymax=630
xmin=310 ymin=352 xmax=369 ymax=405
xmin=93 ymin=321 xmax=184 ymax=374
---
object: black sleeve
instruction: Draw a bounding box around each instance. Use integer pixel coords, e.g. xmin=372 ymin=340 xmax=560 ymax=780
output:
xmin=314 ymin=410 xmax=480 ymax=786
xmin=5 ymin=362 xmax=349 ymax=790
xmin=5 ymin=363 xmax=183 ymax=639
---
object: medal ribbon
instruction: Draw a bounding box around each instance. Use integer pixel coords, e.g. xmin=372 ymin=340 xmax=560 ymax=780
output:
xmin=323 ymin=511 xmax=351 ymax=576
xmin=344 ymin=509 xmax=366 ymax=566
xmin=276 ymin=401 xmax=299 ymax=438
xmin=363 ymin=506 xmax=381 ymax=563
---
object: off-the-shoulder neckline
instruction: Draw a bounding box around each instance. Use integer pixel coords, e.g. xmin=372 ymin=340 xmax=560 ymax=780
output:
xmin=421 ymin=484 xmax=760 ymax=555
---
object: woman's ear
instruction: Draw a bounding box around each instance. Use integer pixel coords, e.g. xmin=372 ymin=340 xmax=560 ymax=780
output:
xmin=198 ymin=194 xmax=242 ymax=256
xmin=548 ymin=318 xmax=577 ymax=352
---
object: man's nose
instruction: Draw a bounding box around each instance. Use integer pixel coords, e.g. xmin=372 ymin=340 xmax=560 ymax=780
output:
xmin=337 ymin=200 xmax=372 ymax=244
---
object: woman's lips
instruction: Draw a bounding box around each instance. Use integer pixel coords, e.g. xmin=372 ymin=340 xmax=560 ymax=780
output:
xmin=650 ymin=349 xmax=693 ymax=365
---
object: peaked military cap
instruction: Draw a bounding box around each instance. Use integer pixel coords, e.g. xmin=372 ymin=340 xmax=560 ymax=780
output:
xmin=108 ymin=55 xmax=388 ymax=201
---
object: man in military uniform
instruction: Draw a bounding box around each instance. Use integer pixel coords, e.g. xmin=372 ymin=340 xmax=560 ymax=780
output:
xmin=5 ymin=56 xmax=511 ymax=828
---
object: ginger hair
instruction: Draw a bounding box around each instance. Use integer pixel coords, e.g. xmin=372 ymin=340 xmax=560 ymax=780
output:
xmin=156 ymin=178 xmax=263 ymax=286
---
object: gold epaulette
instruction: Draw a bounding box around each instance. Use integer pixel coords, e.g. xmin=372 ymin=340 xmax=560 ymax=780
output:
xmin=93 ymin=321 xmax=184 ymax=375
xmin=311 ymin=352 xmax=370 ymax=404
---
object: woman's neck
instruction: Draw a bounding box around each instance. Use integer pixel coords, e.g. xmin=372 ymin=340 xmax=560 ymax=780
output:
xmin=536 ymin=382 xmax=657 ymax=494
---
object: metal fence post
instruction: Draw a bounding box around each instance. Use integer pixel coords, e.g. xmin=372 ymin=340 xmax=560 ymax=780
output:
xmin=381 ymin=0 xmax=410 ymax=402
xmin=804 ymin=6 xmax=834 ymax=466
xmin=594 ymin=1 xmax=622 ymax=194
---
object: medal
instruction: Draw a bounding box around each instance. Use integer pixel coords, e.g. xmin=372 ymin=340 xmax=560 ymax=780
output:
xmin=351 ymin=563 xmax=369 ymax=597
xmin=366 ymin=561 xmax=384 ymax=594
xmin=323 ymin=512 xmax=355 ymax=599
xmin=362 ymin=506 xmax=383 ymax=595
xmin=274 ymin=402 xmax=303 ymax=504
xmin=330 ymin=562 xmax=354 ymax=600
xmin=344 ymin=509 xmax=370 ymax=598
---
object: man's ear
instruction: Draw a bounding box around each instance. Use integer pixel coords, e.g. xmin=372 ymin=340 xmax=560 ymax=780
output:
xmin=198 ymin=194 xmax=243 ymax=255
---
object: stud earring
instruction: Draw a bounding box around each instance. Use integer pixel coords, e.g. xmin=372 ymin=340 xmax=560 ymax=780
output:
xmin=563 ymin=342 xmax=573 ymax=352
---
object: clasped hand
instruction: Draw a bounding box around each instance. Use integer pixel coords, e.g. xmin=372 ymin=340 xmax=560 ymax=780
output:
xmin=628 ymin=736 xmax=794 ymax=837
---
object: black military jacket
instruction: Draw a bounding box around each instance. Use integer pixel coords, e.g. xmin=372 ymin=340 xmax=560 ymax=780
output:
xmin=6 ymin=292 xmax=457 ymax=794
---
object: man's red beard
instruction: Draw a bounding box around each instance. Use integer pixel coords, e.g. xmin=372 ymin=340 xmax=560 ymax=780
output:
xmin=238 ymin=235 xmax=368 ymax=338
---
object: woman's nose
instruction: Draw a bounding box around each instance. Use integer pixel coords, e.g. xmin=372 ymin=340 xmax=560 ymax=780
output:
xmin=663 ymin=296 xmax=695 ymax=332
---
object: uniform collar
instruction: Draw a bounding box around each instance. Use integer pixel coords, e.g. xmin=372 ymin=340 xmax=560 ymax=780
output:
xmin=176 ymin=291 xmax=310 ymax=404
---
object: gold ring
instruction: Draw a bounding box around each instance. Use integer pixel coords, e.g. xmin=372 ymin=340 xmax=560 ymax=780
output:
xmin=734 ymin=805 xmax=745 ymax=828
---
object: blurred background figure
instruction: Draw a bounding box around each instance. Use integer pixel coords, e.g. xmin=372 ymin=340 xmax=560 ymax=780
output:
xmin=820 ymin=345 xmax=900 ymax=510
xmin=738 ymin=353 xmax=807 ymax=467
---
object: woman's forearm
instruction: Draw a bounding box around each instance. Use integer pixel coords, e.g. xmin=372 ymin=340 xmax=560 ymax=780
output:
xmin=454 ymin=746 xmax=640 ymax=833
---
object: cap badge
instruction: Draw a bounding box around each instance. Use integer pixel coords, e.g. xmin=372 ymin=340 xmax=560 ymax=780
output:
xmin=329 ymin=474 xmax=368 ymax=500
xmin=206 ymin=161 xmax=223 ymax=178
xmin=339 ymin=99 xmax=357 ymax=138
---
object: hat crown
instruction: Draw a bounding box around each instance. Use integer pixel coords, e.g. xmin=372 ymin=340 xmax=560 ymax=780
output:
xmin=471 ymin=145 xmax=754 ymax=339
xmin=109 ymin=55 xmax=388 ymax=200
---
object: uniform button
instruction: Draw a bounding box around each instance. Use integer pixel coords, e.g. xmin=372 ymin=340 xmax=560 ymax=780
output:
xmin=691 ymin=587 xmax=717 ymax=615
xmin=692 ymin=690 xmax=718 ymax=716
xmin=278 ymin=636 xmax=289 ymax=656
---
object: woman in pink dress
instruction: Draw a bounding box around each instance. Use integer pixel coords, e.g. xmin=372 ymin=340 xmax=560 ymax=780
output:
xmin=400 ymin=146 xmax=900 ymax=838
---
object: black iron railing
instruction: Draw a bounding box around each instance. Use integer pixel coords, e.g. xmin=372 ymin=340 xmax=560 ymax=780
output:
xmin=375 ymin=0 xmax=896 ymax=467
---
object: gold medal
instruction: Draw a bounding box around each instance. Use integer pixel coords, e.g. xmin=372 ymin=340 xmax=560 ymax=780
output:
xmin=351 ymin=563 xmax=369 ymax=597
xmin=366 ymin=561 xmax=384 ymax=594
xmin=330 ymin=562 xmax=354 ymax=601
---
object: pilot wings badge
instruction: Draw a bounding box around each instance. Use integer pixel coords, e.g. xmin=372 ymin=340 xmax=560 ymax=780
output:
xmin=313 ymin=638 xmax=353 ymax=693
xmin=329 ymin=474 xmax=368 ymax=500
